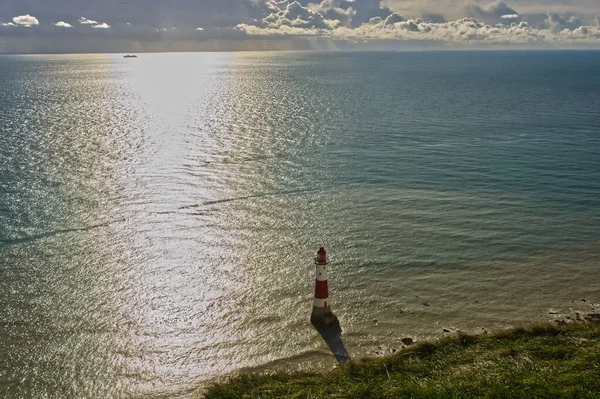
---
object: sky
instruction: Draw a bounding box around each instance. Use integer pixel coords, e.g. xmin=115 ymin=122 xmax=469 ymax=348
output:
xmin=1 ymin=0 xmax=600 ymax=53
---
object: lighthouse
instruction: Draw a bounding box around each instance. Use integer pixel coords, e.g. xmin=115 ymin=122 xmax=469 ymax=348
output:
xmin=311 ymin=246 xmax=339 ymax=327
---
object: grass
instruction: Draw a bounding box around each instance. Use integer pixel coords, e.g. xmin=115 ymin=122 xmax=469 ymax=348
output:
xmin=202 ymin=323 xmax=600 ymax=398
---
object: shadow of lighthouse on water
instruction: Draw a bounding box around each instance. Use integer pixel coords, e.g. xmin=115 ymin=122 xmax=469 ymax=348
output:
xmin=311 ymin=246 xmax=351 ymax=364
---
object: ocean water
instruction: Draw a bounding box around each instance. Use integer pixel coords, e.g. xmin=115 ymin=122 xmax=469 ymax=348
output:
xmin=1 ymin=50 xmax=599 ymax=398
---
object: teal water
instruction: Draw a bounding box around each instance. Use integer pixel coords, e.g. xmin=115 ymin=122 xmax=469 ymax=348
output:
xmin=1 ymin=51 xmax=600 ymax=398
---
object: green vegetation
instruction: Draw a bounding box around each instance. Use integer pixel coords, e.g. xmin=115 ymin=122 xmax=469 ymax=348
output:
xmin=204 ymin=323 xmax=600 ymax=398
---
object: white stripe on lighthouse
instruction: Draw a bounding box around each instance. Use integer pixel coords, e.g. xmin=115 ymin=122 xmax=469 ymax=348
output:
xmin=314 ymin=297 xmax=329 ymax=307
xmin=315 ymin=265 xmax=328 ymax=281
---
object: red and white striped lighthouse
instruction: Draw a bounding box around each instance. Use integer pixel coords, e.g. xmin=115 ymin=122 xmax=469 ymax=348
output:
xmin=311 ymin=246 xmax=339 ymax=327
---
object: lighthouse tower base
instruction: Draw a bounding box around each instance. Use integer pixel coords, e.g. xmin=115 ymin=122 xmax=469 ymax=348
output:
xmin=311 ymin=306 xmax=339 ymax=328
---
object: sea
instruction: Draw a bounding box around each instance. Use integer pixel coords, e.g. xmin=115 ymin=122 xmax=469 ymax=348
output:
xmin=1 ymin=50 xmax=599 ymax=398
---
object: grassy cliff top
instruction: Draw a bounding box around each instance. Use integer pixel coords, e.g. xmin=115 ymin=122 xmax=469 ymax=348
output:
xmin=203 ymin=322 xmax=600 ymax=398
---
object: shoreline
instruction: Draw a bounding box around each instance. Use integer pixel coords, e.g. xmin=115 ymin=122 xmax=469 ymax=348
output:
xmin=214 ymin=292 xmax=600 ymax=380
xmin=202 ymin=318 xmax=600 ymax=398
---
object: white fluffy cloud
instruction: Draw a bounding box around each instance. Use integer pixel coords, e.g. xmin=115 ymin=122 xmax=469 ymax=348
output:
xmin=55 ymin=21 xmax=73 ymax=28
xmin=384 ymin=13 xmax=405 ymax=25
xmin=307 ymin=0 xmax=357 ymax=27
xmin=338 ymin=15 xmax=600 ymax=43
xmin=77 ymin=17 xmax=110 ymax=29
xmin=78 ymin=17 xmax=98 ymax=25
xmin=250 ymin=0 xmax=395 ymax=30
xmin=383 ymin=0 xmax=598 ymax=22
xmin=239 ymin=6 xmax=600 ymax=45
xmin=12 ymin=14 xmax=39 ymax=27
xmin=261 ymin=0 xmax=338 ymax=30
xmin=227 ymin=0 xmax=600 ymax=45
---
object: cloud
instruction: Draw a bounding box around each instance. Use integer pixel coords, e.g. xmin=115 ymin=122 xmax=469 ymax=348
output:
xmin=596 ymin=16 xmax=600 ymax=27
xmin=342 ymin=0 xmax=392 ymax=26
xmin=196 ymin=27 xmax=204 ymax=31
xmin=231 ymin=0 xmax=599 ymax=45
xmin=382 ymin=0 xmax=599 ymax=23
xmin=79 ymin=17 xmax=98 ymax=25
xmin=239 ymin=10 xmax=600 ymax=45
xmin=307 ymin=0 xmax=393 ymax=27
xmin=246 ymin=0 xmax=395 ymax=33
xmin=421 ymin=13 xmax=446 ymax=23
xmin=55 ymin=21 xmax=73 ymax=28
xmin=77 ymin=17 xmax=110 ymax=29
xmin=1 ymin=22 xmax=16 ymax=27
xmin=384 ymin=13 xmax=405 ymax=25
xmin=466 ymin=1 xmax=520 ymax=24
xmin=258 ymin=0 xmax=338 ymax=30
xmin=307 ymin=0 xmax=356 ymax=27
xmin=546 ymin=12 xmax=585 ymax=32
xmin=349 ymin=15 xmax=600 ymax=43
xmin=242 ymin=0 xmax=600 ymax=43
xmin=12 ymin=14 xmax=40 ymax=27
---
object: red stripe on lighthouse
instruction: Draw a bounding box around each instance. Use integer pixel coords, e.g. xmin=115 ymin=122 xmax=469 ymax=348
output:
xmin=314 ymin=279 xmax=329 ymax=299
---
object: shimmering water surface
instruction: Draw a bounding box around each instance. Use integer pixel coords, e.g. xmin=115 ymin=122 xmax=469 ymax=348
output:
xmin=1 ymin=51 xmax=599 ymax=398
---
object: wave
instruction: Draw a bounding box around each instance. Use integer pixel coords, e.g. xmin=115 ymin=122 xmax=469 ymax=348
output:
xmin=0 ymin=219 xmax=126 ymax=246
